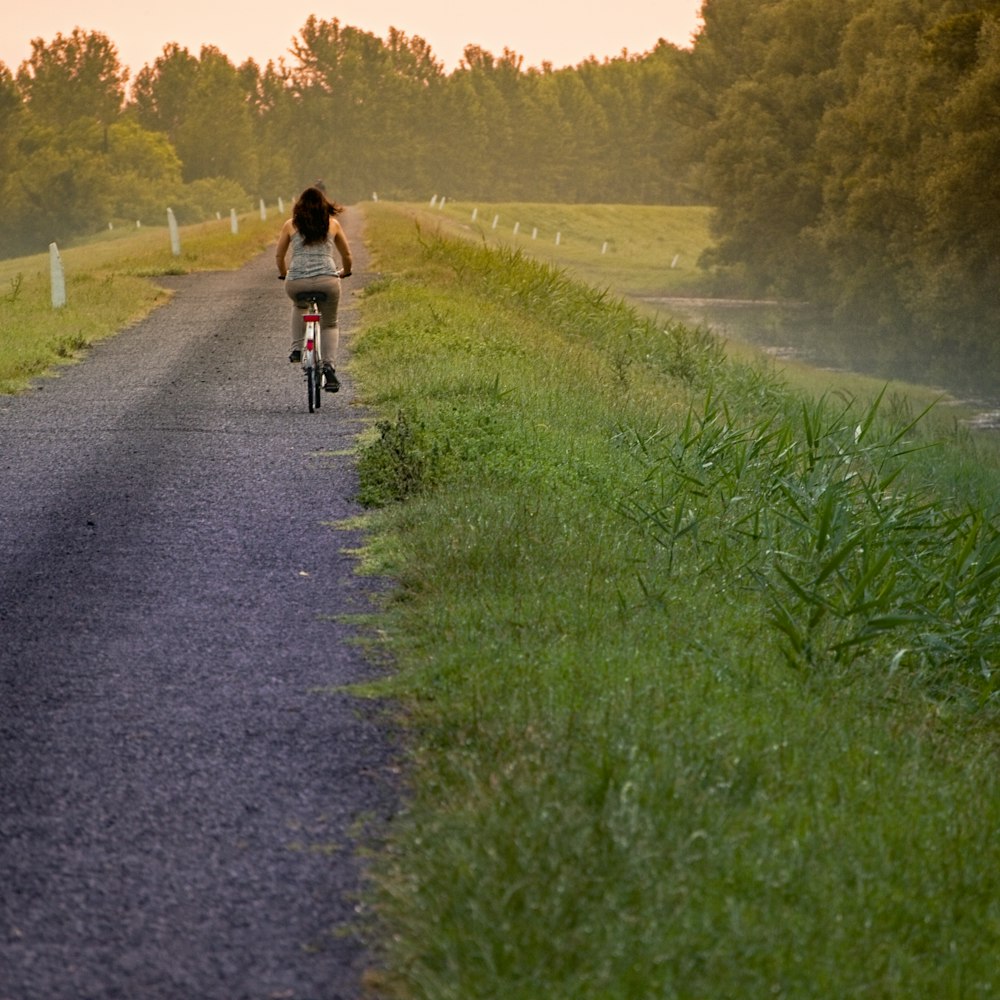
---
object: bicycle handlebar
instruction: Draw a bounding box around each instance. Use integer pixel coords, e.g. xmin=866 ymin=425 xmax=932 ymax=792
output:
xmin=277 ymin=270 xmax=350 ymax=280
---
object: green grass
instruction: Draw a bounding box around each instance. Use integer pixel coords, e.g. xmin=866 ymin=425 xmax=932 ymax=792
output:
xmin=0 ymin=213 xmax=279 ymax=393
xmin=394 ymin=200 xmax=717 ymax=298
xmin=351 ymin=203 xmax=1000 ymax=999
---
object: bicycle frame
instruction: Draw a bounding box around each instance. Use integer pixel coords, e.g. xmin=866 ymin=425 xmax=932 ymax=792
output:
xmin=297 ymin=294 xmax=325 ymax=412
xmin=305 ymin=305 xmax=323 ymax=406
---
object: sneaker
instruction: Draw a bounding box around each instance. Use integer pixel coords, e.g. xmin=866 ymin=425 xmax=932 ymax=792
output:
xmin=323 ymin=366 xmax=340 ymax=392
xmin=288 ymin=348 xmax=302 ymax=363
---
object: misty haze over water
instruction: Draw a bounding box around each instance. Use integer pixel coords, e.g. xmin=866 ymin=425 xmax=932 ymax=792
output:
xmin=650 ymin=297 xmax=1000 ymax=428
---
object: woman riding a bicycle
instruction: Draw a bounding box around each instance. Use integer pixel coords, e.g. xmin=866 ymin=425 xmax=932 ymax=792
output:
xmin=276 ymin=186 xmax=353 ymax=391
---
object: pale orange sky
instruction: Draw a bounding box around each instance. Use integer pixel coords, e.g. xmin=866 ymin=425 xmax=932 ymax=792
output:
xmin=1 ymin=0 xmax=704 ymax=79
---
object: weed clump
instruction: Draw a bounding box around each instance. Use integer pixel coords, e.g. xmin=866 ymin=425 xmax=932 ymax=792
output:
xmin=357 ymin=409 xmax=443 ymax=507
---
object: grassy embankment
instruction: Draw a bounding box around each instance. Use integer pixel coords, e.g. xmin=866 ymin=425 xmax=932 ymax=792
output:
xmin=351 ymin=202 xmax=1000 ymax=999
xmin=396 ymin=199 xmax=987 ymax=414
xmin=0 ymin=214 xmax=279 ymax=393
xmin=411 ymin=200 xmax=719 ymax=297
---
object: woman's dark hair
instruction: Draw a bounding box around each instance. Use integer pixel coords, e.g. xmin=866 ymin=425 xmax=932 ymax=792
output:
xmin=292 ymin=186 xmax=344 ymax=243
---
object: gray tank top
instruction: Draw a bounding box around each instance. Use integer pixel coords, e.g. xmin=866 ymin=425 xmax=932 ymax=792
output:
xmin=287 ymin=231 xmax=337 ymax=280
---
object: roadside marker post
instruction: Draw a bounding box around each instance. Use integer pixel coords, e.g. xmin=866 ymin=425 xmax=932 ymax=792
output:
xmin=49 ymin=243 xmax=66 ymax=309
xmin=167 ymin=208 xmax=181 ymax=256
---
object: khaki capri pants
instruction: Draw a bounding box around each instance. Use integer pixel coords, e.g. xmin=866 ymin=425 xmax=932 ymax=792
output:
xmin=284 ymin=275 xmax=342 ymax=363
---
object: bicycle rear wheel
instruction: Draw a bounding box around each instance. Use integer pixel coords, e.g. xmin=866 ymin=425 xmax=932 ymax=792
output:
xmin=313 ymin=329 xmax=323 ymax=411
xmin=306 ymin=366 xmax=317 ymax=413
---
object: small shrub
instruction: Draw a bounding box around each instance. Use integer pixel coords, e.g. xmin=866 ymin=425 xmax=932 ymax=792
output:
xmin=357 ymin=409 xmax=442 ymax=507
xmin=54 ymin=332 xmax=89 ymax=358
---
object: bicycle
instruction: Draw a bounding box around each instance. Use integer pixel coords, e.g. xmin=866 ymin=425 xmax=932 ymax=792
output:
xmin=295 ymin=289 xmax=329 ymax=413
xmin=281 ymin=270 xmax=345 ymax=412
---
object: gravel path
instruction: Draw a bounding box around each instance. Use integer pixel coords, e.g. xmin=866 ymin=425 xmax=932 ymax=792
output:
xmin=0 ymin=213 xmax=398 ymax=1000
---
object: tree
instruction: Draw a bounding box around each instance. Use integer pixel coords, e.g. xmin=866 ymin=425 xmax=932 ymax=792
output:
xmin=241 ymin=59 xmax=298 ymax=201
xmin=431 ymin=70 xmax=495 ymax=197
xmin=16 ymin=29 xmax=127 ymax=128
xmin=811 ymin=7 xmax=936 ymax=326
xmin=0 ymin=37 xmax=189 ymax=254
xmin=547 ymin=68 xmax=611 ymax=200
xmin=915 ymin=10 xmax=1000 ymax=339
xmin=104 ymin=119 xmax=184 ymax=223
xmin=695 ymin=0 xmax=853 ymax=295
xmin=0 ymin=63 xmax=22 ymax=172
xmin=0 ymin=64 xmax=26 ymax=256
xmin=131 ymin=43 xmax=200 ymax=142
xmin=174 ymin=48 xmax=259 ymax=193
xmin=683 ymin=0 xmax=1000 ymax=343
xmin=130 ymin=44 xmax=259 ymax=195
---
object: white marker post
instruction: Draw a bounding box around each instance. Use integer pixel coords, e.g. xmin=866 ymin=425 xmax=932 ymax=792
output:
xmin=167 ymin=208 xmax=181 ymax=256
xmin=49 ymin=243 xmax=66 ymax=309
xmin=555 ymin=231 xmax=562 ymax=246
xmin=492 ymin=214 xmax=499 ymax=230
xmin=430 ymin=194 xmax=438 ymax=207
xmin=532 ymin=227 xmax=538 ymax=240
xmin=259 ymin=199 xmax=267 ymax=220
xmin=602 ymin=241 xmax=608 ymax=255
xmin=671 ymin=254 xmax=680 ymax=269
xmin=231 ymin=209 xmax=239 ymax=235
xmin=278 ymin=197 xmax=285 ymax=214
xmin=513 ymin=222 xmax=520 ymax=236
xmin=471 ymin=208 xmax=478 ymax=222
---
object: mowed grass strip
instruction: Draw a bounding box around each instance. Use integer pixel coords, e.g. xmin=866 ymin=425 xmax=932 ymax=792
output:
xmin=396 ymin=200 xmax=717 ymax=298
xmin=0 ymin=214 xmax=278 ymax=393
xmin=351 ymin=202 xmax=1000 ymax=1000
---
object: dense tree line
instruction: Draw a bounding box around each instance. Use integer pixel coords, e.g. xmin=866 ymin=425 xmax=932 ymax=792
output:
xmin=2 ymin=3 xmax=999 ymax=344
xmin=0 ymin=20 xmax=693 ymax=259
xmin=684 ymin=0 xmax=1000 ymax=343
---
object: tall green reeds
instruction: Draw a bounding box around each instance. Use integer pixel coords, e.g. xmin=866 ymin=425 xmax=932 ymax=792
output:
xmin=619 ymin=387 xmax=1000 ymax=698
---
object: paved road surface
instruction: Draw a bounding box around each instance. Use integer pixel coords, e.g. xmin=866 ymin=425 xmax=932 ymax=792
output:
xmin=0 ymin=213 xmax=398 ymax=999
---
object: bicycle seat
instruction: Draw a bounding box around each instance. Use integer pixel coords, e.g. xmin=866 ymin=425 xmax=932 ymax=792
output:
xmin=294 ymin=291 xmax=328 ymax=304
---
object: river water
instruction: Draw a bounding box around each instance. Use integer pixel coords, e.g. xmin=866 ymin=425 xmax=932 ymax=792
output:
xmin=643 ymin=296 xmax=1000 ymax=429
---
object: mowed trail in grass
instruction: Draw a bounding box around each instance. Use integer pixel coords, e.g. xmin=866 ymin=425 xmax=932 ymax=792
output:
xmin=351 ymin=202 xmax=1000 ymax=1000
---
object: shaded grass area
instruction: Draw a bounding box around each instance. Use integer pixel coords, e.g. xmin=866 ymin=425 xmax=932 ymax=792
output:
xmin=0 ymin=215 xmax=278 ymax=393
xmin=351 ymin=203 xmax=1000 ymax=999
